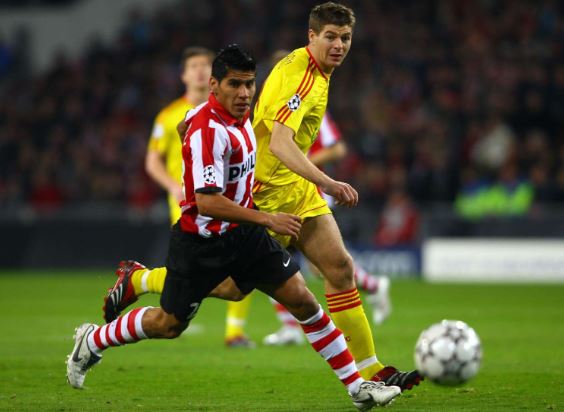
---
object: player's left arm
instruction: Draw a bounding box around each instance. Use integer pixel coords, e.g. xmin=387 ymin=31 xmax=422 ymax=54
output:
xmin=269 ymin=121 xmax=357 ymax=207
xmin=308 ymin=141 xmax=347 ymax=167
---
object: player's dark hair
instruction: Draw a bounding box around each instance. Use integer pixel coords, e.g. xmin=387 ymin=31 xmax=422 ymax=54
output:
xmin=181 ymin=47 xmax=214 ymax=68
xmin=309 ymin=2 xmax=356 ymax=33
xmin=212 ymin=44 xmax=256 ymax=82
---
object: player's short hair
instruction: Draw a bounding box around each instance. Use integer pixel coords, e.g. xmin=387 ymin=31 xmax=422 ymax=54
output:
xmin=212 ymin=44 xmax=256 ymax=82
xmin=309 ymin=2 xmax=356 ymax=33
xmin=181 ymin=47 xmax=214 ymax=68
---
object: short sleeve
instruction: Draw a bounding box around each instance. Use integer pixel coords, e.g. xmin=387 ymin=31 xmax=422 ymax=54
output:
xmin=262 ymin=69 xmax=311 ymax=135
xmin=189 ymin=126 xmax=228 ymax=194
xmin=147 ymin=111 xmax=169 ymax=154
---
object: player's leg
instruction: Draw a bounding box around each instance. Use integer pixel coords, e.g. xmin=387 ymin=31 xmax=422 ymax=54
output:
xmin=104 ymin=261 xmax=246 ymax=322
xmin=295 ymin=214 xmax=422 ymax=390
xmin=294 ymin=214 xmax=383 ymax=378
xmin=225 ymin=294 xmax=255 ymax=348
xmin=263 ymin=297 xmax=304 ymax=346
xmin=257 ymin=273 xmax=400 ymax=408
xmin=354 ymin=264 xmax=391 ymax=326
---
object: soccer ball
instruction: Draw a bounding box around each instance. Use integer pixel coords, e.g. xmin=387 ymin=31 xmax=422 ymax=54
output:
xmin=414 ymin=320 xmax=482 ymax=385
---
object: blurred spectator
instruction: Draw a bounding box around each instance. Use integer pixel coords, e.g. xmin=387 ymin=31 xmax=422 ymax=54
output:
xmin=374 ymin=187 xmax=419 ymax=247
xmin=0 ymin=0 xmax=562 ymax=225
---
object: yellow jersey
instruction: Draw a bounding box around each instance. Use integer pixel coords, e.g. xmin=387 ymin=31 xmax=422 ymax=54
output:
xmin=253 ymin=47 xmax=330 ymax=187
xmin=147 ymin=96 xmax=194 ymax=223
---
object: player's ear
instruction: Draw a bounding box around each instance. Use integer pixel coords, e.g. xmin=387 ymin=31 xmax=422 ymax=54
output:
xmin=209 ymin=77 xmax=219 ymax=95
xmin=308 ymin=29 xmax=317 ymax=44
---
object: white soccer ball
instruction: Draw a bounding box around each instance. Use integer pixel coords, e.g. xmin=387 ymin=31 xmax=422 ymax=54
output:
xmin=414 ymin=320 xmax=482 ymax=385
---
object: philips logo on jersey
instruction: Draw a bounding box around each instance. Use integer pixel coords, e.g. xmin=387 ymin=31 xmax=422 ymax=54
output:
xmin=287 ymin=94 xmax=302 ymax=111
xmin=228 ymin=152 xmax=256 ymax=182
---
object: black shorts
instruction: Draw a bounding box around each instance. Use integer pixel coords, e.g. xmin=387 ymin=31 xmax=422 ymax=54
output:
xmin=161 ymin=223 xmax=300 ymax=321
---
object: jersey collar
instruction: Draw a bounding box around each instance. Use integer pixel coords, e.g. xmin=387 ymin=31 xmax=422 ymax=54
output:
xmin=208 ymin=92 xmax=249 ymax=127
xmin=306 ymin=47 xmax=329 ymax=80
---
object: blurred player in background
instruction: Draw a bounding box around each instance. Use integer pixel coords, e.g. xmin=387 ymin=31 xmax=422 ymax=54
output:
xmin=264 ymin=108 xmax=391 ymax=347
xmin=67 ymin=45 xmax=401 ymax=409
xmin=104 ymin=46 xmax=256 ymax=348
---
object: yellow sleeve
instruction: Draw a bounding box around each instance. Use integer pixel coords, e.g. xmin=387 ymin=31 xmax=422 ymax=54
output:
xmin=261 ymin=63 xmax=312 ymax=135
xmin=147 ymin=111 xmax=169 ymax=154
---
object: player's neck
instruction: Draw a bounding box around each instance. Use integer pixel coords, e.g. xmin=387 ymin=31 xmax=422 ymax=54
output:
xmin=184 ymin=88 xmax=208 ymax=106
xmin=306 ymin=46 xmax=334 ymax=76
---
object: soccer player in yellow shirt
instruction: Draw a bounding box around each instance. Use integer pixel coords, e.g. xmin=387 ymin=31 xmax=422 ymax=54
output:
xmin=104 ymin=47 xmax=256 ymax=348
xmin=249 ymin=4 xmax=419 ymax=389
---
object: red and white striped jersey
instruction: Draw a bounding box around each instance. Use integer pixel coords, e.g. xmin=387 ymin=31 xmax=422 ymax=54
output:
xmin=308 ymin=112 xmax=342 ymax=157
xmin=179 ymin=93 xmax=256 ymax=237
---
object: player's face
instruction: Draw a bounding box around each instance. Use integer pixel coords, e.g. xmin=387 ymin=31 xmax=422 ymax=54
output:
xmin=182 ymin=55 xmax=212 ymax=91
xmin=211 ymin=70 xmax=256 ymax=121
xmin=308 ymin=24 xmax=352 ymax=73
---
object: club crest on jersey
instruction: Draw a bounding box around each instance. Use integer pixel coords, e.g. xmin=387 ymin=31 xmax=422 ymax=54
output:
xmin=287 ymin=94 xmax=302 ymax=112
xmin=228 ymin=152 xmax=256 ymax=182
xmin=203 ymin=165 xmax=216 ymax=185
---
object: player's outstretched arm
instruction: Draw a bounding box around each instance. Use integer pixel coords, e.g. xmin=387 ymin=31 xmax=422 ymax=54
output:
xmin=196 ymin=192 xmax=301 ymax=238
xmin=145 ymin=150 xmax=184 ymax=202
xmin=270 ymin=121 xmax=358 ymax=207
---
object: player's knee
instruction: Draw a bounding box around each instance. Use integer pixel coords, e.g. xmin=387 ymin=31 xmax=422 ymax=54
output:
xmin=323 ymin=253 xmax=354 ymax=288
xmin=162 ymin=322 xmax=186 ymax=339
xmin=283 ymin=288 xmax=319 ymax=321
xmin=150 ymin=309 xmax=187 ymax=339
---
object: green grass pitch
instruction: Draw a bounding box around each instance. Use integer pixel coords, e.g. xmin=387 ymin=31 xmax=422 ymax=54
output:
xmin=1 ymin=271 xmax=563 ymax=411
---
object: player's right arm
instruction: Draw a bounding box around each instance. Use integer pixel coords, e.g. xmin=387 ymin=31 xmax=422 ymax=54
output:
xmin=145 ymin=151 xmax=183 ymax=202
xmin=196 ymin=192 xmax=301 ymax=239
xmin=270 ymin=121 xmax=358 ymax=207
xmin=145 ymin=113 xmax=183 ymax=202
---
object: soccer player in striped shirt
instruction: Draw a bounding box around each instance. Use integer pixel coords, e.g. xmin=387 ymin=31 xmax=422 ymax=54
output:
xmin=108 ymin=47 xmax=256 ymax=348
xmin=66 ymin=45 xmax=400 ymax=410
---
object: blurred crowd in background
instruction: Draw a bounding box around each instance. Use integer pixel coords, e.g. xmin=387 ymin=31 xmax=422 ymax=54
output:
xmin=1 ymin=0 xmax=563 ymax=245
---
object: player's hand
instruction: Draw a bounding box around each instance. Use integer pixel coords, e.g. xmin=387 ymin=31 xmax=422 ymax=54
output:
xmin=267 ymin=212 xmax=302 ymax=239
xmin=320 ymin=179 xmax=358 ymax=207
xmin=170 ymin=184 xmax=184 ymax=203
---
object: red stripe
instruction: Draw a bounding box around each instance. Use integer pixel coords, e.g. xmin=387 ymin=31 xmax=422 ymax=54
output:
xmin=326 ymin=288 xmax=358 ymax=299
xmin=114 ymin=315 xmax=126 ymax=344
xmin=301 ymin=312 xmax=331 ymax=334
xmin=275 ymin=104 xmax=289 ymax=119
xmin=305 ymin=47 xmax=328 ymax=80
xmin=275 ymin=106 xmax=291 ymax=122
xmin=299 ymin=71 xmax=315 ymax=100
xmin=327 ymin=296 xmax=360 ymax=308
xmin=328 ymin=300 xmax=362 ymax=313
xmin=92 ymin=327 xmax=104 ymax=350
xmin=279 ymin=107 xmax=293 ymax=124
xmin=239 ymin=124 xmax=254 ymax=156
xmin=127 ymin=308 xmax=142 ymax=340
xmin=328 ymin=349 xmax=355 ymax=370
xmin=295 ymin=60 xmax=315 ymax=96
xmin=311 ymin=328 xmax=342 ymax=352
xmin=105 ymin=323 xmax=118 ymax=347
xmin=327 ymin=292 xmax=360 ymax=305
xmin=342 ymin=372 xmax=362 ymax=386
xmin=274 ymin=303 xmax=287 ymax=312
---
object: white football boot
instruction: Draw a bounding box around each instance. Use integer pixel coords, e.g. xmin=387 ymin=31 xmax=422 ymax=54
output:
xmin=351 ymin=381 xmax=401 ymax=410
xmin=262 ymin=326 xmax=304 ymax=346
xmin=366 ymin=276 xmax=392 ymax=326
xmin=66 ymin=323 xmax=102 ymax=389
